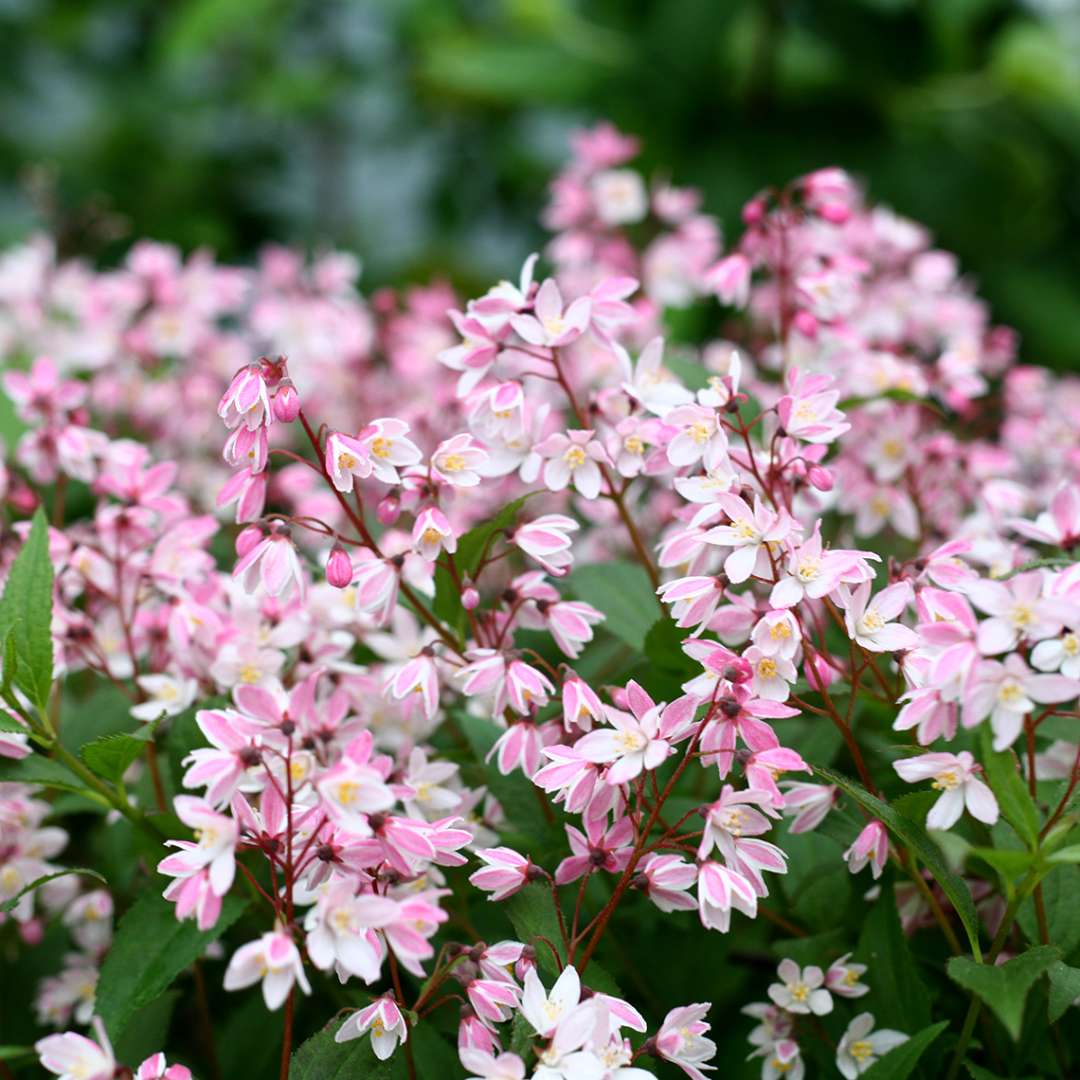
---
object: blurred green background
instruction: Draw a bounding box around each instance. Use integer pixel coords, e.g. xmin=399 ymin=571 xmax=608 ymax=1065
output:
xmin=3 ymin=0 xmax=1080 ymax=367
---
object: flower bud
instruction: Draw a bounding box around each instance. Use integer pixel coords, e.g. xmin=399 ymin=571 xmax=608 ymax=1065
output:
xmin=235 ymin=524 xmax=264 ymax=557
xmin=462 ymin=585 xmax=480 ymax=611
xmin=805 ymin=652 xmax=839 ymax=692
xmin=791 ymin=310 xmax=818 ymax=339
xmin=272 ymin=381 xmax=300 ymax=423
xmin=807 ymin=465 xmax=834 ymax=492
xmin=326 ymin=544 xmax=354 ymax=589
xmin=817 ymin=201 xmax=850 ymax=224
xmin=376 ymin=495 xmax=401 ymax=526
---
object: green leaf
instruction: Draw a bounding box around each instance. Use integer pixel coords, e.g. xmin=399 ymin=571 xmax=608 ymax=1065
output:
xmin=0 ymin=752 xmax=97 ymax=797
xmin=80 ymin=725 xmax=158 ymax=784
xmin=0 ymin=709 xmax=28 ymax=734
xmin=432 ymin=495 xmax=531 ymax=629
xmin=0 ymin=867 xmax=107 ymax=914
xmin=815 ymin=764 xmax=983 ymax=958
xmin=640 ymin=617 xmax=696 ymax=700
xmin=968 ymin=846 xmax=1036 ymax=882
xmin=1046 ymin=960 xmax=1080 ymax=1024
xmin=860 ymin=1020 xmax=949 ymax=1079
xmin=980 ymin=730 xmax=1039 ymax=846
xmin=289 ymin=1017 xmax=391 ymax=1080
xmin=837 ymin=388 xmax=945 ymax=418
xmin=1017 ymin=864 xmax=1080 ymax=954
xmin=0 ymin=1047 xmax=34 ymax=1063
xmin=947 ymin=945 xmax=1060 ymax=1040
xmin=96 ymin=889 xmax=247 ymax=1039
xmin=567 ymin=561 xmax=657 ymax=651
xmin=1044 ymin=843 xmax=1080 ymax=865
xmin=856 ymin=879 xmax=932 ymax=1033
xmin=0 ymin=508 xmax=55 ymax=712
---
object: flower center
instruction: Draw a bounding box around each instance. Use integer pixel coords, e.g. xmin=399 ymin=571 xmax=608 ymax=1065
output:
xmin=564 ymin=446 xmax=587 ymax=469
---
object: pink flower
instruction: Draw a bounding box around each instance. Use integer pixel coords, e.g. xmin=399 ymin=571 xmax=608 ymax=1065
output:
xmin=778 ymin=782 xmax=837 ymax=834
xmin=439 ymin=311 xmax=501 ymax=396
xmin=135 ymin=1053 xmax=193 ymax=1080
xmin=655 ymin=1003 xmax=717 ymax=1080
xmin=962 ymin=654 xmax=1078 ymax=750
xmin=541 ymin=600 xmax=604 ymax=659
xmin=826 ymin=954 xmax=869 ymax=999
xmin=223 ymin=930 xmax=311 ymax=1009
xmin=336 ymin=996 xmax=408 ymax=1060
xmin=533 ymin=429 xmax=608 ymax=500
xmin=510 ymin=278 xmax=591 ymax=348
xmin=703 ymin=493 xmax=794 ymax=585
xmin=469 ymin=847 xmax=535 ymax=901
xmin=513 ymin=514 xmax=579 ymax=576
xmin=777 ymin=370 xmax=849 ymax=444
xmin=36 ymin=1018 xmax=115 ymax=1080
xmin=705 ymin=253 xmax=751 ymax=308
xmin=156 ymin=794 xmax=238 ymax=894
xmin=303 ymin=881 xmax=397 ymax=982
xmin=893 ymin=750 xmax=998 ymax=830
xmin=696 ymin=860 xmax=757 ymax=932
xmin=554 ymin=815 xmax=634 ymax=884
xmin=218 ymin=364 xmax=272 ymax=430
xmin=965 ymin=573 xmax=1062 ymax=655
xmin=665 ymin=404 xmax=728 ymax=469
xmin=217 ymin=466 xmax=267 ymax=522
xmin=356 ymin=418 xmax=423 ymax=485
xmin=1008 ymin=482 xmax=1080 ymax=549
xmin=412 ymin=506 xmax=457 ymax=561
xmin=637 ymin=853 xmax=698 ymax=912
xmin=234 ymin=525 xmax=305 ymax=599
xmin=841 ymin=582 xmax=917 ymax=653
xmin=431 ymin=433 xmax=488 ymax=487
xmin=316 ymin=733 xmax=396 ymax=832
xmin=325 ymin=431 xmax=372 ymax=492
xmin=844 ymin=821 xmax=888 ymax=880
xmin=575 ymin=680 xmax=673 ymax=784
xmin=4 ymin=356 xmax=85 ymax=423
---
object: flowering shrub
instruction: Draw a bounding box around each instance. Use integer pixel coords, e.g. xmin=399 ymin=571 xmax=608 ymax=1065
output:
xmin=3 ymin=122 xmax=1080 ymax=1079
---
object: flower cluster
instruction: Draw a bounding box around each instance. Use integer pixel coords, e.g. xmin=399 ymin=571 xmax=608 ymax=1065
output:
xmin=2 ymin=122 xmax=1080 ymax=1080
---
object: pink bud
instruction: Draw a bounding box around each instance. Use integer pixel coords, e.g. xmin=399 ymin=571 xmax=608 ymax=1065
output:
xmin=235 ymin=524 xmax=264 ymax=558
xmin=273 ymin=381 xmax=300 ymax=422
xmin=326 ymin=544 xmax=354 ymax=589
xmin=807 ymin=465 xmax=834 ymax=492
xmin=742 ymin=196 xmax=766 ymax=225
xmin=817 ymin=201 xmax=850 ymax=225
xmin=7 ymin=484 xmax=38 ymax=515
xmin=19 ymin=918 xmax=44 ymax=946
xmin=376 ymin=495 xmax=401 ymax=526
xmin=462 ymin=586 xmax=480 ymax=611
xmin=805 ymin=652 xmax=839 ymax=692
xmin=791 ymin=310 xmax=818 ymax=339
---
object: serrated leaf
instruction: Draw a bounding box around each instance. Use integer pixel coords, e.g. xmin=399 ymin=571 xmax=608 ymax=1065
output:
xmin=0 ymin=508 xmax=55 ymax=712
xmin=0 ymin=752 xmax=97 ymax=797
xmin=289 ymin=1017 xmax=391 ymax=1080
xmin=567 ymin=561 xmax=657 ymax=651
xmin=433 ymin=495 xmax=531 ymax=629
xmin=80 ymin=726 xmax=157 ymax=784
xmin=96 ymin=889 xmax=247 ymax=1039
xmin=1046 ymin=960 xmax=1080 ymax=1023
xmin=980 ymin=730 xmax=1039 ymax=846
xmin=947 ymin=945 xmax=1060 ymax=1040
xmin=860 ymin=1020 xmax=948 ymax=1079
xmin=0 ymin=867 xmax=107 ymax=914
xmin=814 ymin=764 xmax=983 ymax=958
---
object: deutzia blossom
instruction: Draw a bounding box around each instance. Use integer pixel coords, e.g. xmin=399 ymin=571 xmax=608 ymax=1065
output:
xmin=893 ymin=750 xmax=999 ymax=830
xmin=336 ymin=996 xmax=408 ymax=1060
xmin=836 ymin=1013 xmax=908 ymax=1078
xmin=767 ymin=959 xmax=833 ymax=1015
xmin=223 ymin=931 xmax=311 ymax=1009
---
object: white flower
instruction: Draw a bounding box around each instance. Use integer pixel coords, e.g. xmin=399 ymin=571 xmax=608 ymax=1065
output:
xmin=767 ymin=959 xmax=833 ymax=1015
xmin=836 ymin=1013 xmax=908 ymax=1078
